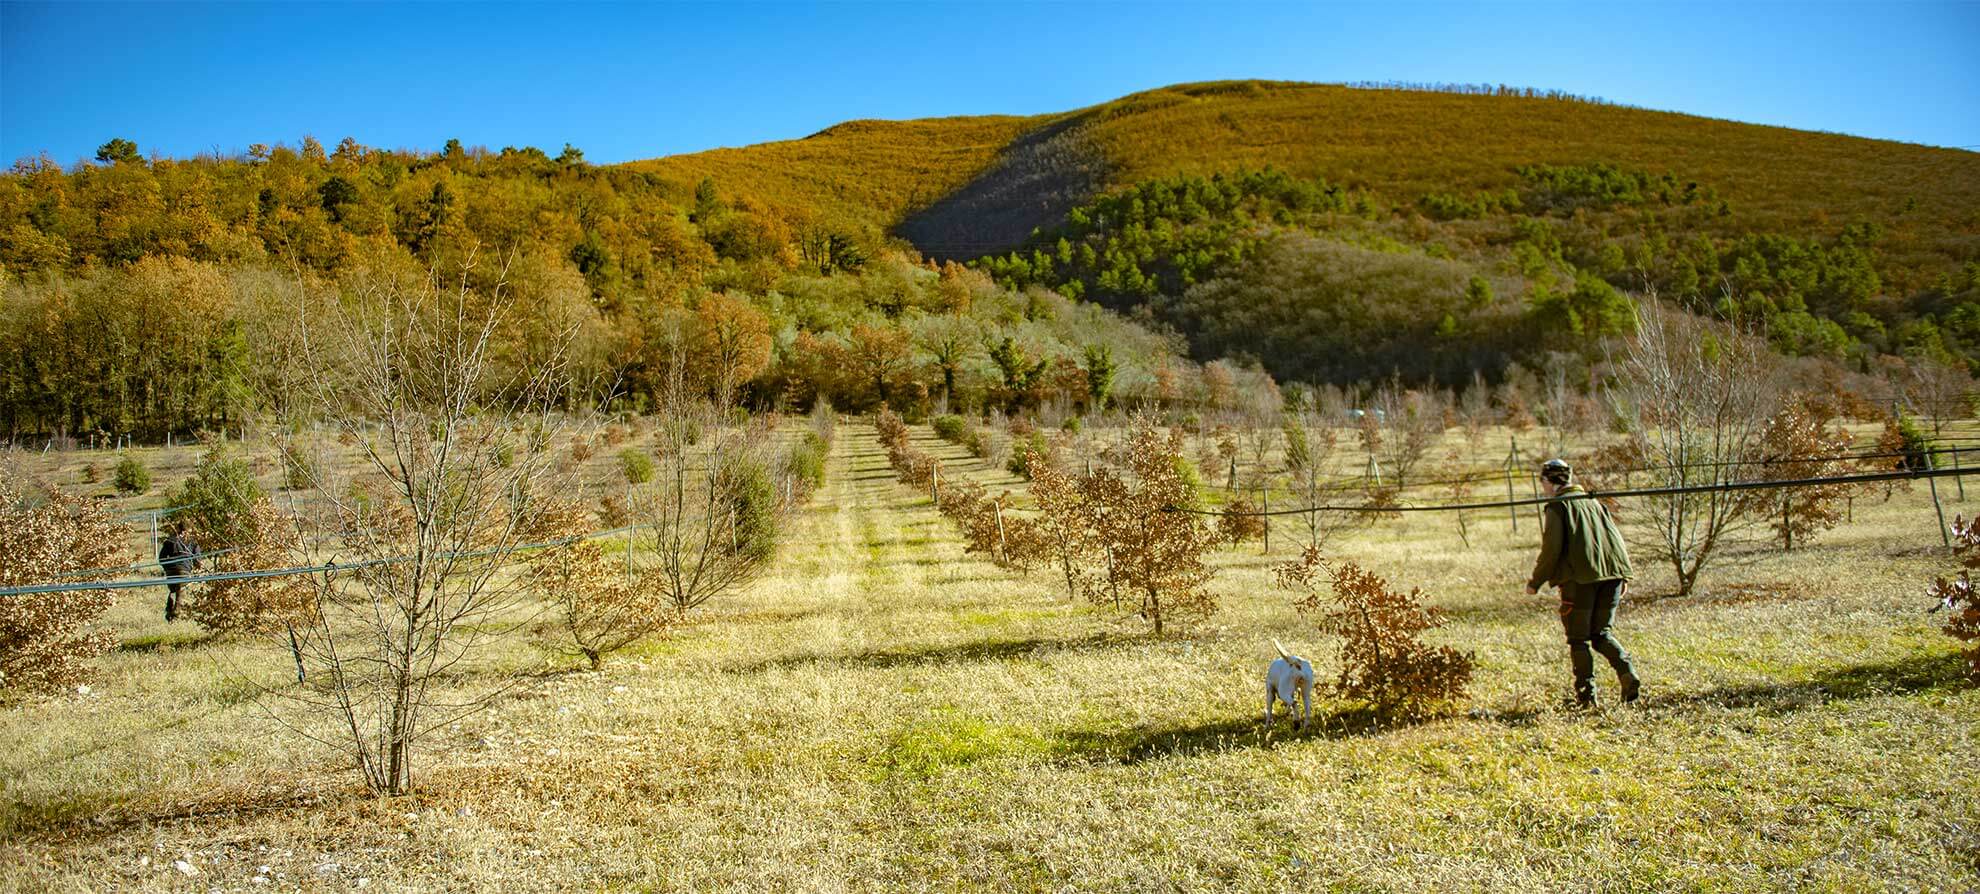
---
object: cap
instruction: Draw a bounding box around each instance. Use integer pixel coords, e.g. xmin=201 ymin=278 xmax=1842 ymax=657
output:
xmin=1540 ymin=458 xmax=1572 ymax=482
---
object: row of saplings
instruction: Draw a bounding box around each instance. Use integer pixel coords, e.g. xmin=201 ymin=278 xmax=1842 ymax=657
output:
xmin=0 ymin=413 xmax=836 ymax=699
xmin=876 ymin=409 xmax=1475 ymax=719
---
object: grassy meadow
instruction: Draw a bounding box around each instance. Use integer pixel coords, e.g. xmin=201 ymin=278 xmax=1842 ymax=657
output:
xmin=2 ymin=421 xmax=1977 ymax=892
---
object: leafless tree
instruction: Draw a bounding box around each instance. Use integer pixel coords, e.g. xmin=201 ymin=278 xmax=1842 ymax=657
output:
xmin=633 ymin=315 xmax=780 ymax=621
xmin=1605 ymin=303 xmax=1777 ymax=597
xmin=1283 ymin=409 xmax=1364 ymax=549
xmin=276 ymin=255 xmax=587 ymax=795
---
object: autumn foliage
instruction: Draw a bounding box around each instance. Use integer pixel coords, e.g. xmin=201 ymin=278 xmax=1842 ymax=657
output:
xmin=527 ymin=538 xmax=670 ymax=670
xmin=185 ymin=496 xmax=314 ymax=635
xmin=1277 ymin=547 xmax=1475 ymax=716
xmin=0 ymin=477 xmax=124 ymax=695
xmin=1927 ymin=516 xmax=1980 ymax=684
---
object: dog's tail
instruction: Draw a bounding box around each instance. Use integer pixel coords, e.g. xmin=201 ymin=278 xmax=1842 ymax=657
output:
xmin=1272 ymin=638 xmax=1290 ymax=661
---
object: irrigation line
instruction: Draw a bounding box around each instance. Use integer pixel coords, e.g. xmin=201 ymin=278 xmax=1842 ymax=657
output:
xmin=0 ymin=524 xmax=645 ymax=599
xmin=1201 ymin=442 xmax=1973 ymax=499
xmin=1168 ymin=465 xmax=1980 ymax=517
xmin=44 ymin=546 xmax=245 ymax=581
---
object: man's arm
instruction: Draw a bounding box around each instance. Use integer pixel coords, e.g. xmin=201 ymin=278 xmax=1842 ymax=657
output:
xmin=1526 ymin=503 xmax=1563 ymax=592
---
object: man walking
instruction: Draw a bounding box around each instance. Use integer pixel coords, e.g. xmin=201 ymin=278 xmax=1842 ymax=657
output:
xmin=1524 ymin=459 xmax=1640 ymax=707
xmin=159 ymin=521 xmax=198 ymax=622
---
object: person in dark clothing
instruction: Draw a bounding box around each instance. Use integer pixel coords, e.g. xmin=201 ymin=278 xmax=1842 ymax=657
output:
xmin=1524 ymin=459 xmax=1641 ymax=707
xmin=158 ymin=521 xmax=199 ymax=622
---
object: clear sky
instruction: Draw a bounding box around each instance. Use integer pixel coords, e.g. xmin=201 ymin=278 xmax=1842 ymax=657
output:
xmin=3 ymin=0 xmax=1976 ymax=167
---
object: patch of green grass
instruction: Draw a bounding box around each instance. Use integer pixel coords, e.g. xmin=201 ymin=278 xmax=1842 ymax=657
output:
xmin=874 ymin=707 xmax=1050 ymax=781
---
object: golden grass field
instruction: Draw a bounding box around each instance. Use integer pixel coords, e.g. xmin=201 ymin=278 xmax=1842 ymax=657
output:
xmin=2 ymin=422 xmax=1977 ymax=892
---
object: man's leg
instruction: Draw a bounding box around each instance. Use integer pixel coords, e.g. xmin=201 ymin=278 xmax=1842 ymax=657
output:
xmin=1589 ymin=579 xmax=1639 ymax=702
xmin=1558 ymin=581 xmax=1597 ymax=706
xmin=165 ymin=580 xmax=180 ymax=622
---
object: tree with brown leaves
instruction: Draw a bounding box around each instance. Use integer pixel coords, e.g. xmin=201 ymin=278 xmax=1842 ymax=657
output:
xmin=1755 ymin=396 xmax=1860 ymax=551
xmin=185 ymin=496 xmax=313 ymax=636
xmin=528 ymin=539 xmax=670 ymax=670
xmin=1276 ymin=546 xmax=1474 ymax=717
xmin=0 ymin=476 xmax=124 ymax=697
xmin=1077 ymin=420 xmax=1219 ymax=635
xmin=1927 ymin=516 xmax=1980 ymax=684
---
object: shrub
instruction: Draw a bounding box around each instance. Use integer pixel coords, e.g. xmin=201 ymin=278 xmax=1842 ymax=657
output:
xmin=720 ymin=453 xmax=779 ymax=564
xmin=169 ymin=446 xmax=264 ymax=549
xmin=932 ymin=414 xmax=969 ymax=443
xmin=113 ymin=454 xmax=150 ymax=495
xmin=187 ymin=497 xmax=313 ymax=635
xmin=0 ymin=477 xmax=123 ymax=696
xmin=1277 ymin=548 xmax=1475 ymax=717
xmin=1882 ymin=412 xmax=1932 ymax=472
xmin=1007 ymin=431 xmax=1049 ymax=479
xmin=1756 ymin=397 xmax=1859 ymax=550
xmin=279 ymin=442 xmax=320 ymax=490
xmin=1060 ymin=416 xmax=1083 ymax=434
xmin=80 ymin=463 xmax=102 ymax=485
xmin=597 ymin=493 xmax=632 ymax=528
xmin=619 ymin=448 xmax=655 ymax=485
xmin=875 ymin=407 xmax=910 ymax=451
xmin=569 ymin=436 xmax=596 ymax=464
xmin=786 ymin=431 xmax=828 ymax=493
xmin=1218 ymin=499 xmax=1268 ymax=544
xmin=1928 ymin=516 xmax=1980 ymax=684
xmin=1282 ymin=417 xmax=1311 ymax=471
xmin=528 ymin=539 xmax=670 ymax=670
xmin=810 ymin=399 xmax=836 ymax=447
xmin=1076 ymin=420 xmax=1221 ymax=635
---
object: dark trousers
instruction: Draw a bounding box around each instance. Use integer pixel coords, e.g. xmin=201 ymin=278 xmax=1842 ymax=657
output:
xmin=164 ymin=566 xmax=189 ymax=621
xmin=1559 ymin=578 xmax=1635 ymax=701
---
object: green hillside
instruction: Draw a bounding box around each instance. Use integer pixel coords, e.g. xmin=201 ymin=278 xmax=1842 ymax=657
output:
xmin=644 ymin=80 xmax=1980 ymax=383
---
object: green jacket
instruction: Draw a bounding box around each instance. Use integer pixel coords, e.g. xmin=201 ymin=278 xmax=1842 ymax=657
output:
xmin=1528 ymin=485 xmax=1633 ymax=589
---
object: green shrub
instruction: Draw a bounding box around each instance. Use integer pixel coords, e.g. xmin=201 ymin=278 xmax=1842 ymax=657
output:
xmin=787 ymin=432 xmax=828 ymax=491
xmin=1892 ymin=413 xmax=1932 ymax=471
xmin=280 ymin=443 xmax=319 ymax=490
xmin=169 ymin=446 xmax=264 ymax=548
xmin=1171 ymin=454 xmax=1205 ymax=509
xmin=721 ymin=454 xmax=779 ymax=563
xmin=113 ymin=455 xmax=151 ymax=495
xmin=1060 ymin=416 xmax=1083 ymax=434
xmin=932 ymin=414 xmax=969 ymax=443
xmin=1282 ymin=417 xmax=1312 ymax=471
xmin=1007 ymin=432 xmax=1049 ymax=479
xmin=619 ymin=448 xmax=655 ymax=485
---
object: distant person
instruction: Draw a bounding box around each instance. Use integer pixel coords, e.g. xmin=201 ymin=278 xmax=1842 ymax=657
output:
xmin=1524 ymin=459 xmax=1640 ymax=707
xmin=158 ymin=521 xmax=199 ymax=622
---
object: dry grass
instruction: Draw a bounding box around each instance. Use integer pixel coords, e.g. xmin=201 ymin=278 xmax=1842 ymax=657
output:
xmin=2 ymin=424 xmax=1976 ymax=891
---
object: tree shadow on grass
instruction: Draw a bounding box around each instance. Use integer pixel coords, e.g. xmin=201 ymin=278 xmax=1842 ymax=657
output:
xmin=1056 ymin=705 xmax=1470 ymax=766
xmin=727 ymin=632 xmax=1119 ymax=675
xmin=1642 ymin=651 xmax=1967 ymax=717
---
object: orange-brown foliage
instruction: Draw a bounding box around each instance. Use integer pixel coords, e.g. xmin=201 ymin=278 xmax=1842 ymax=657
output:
xmin=1277 ymin=547 xmax=1475 ymax=716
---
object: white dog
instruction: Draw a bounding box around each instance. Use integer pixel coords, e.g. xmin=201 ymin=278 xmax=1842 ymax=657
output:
xmin=1263 ymin=639 xmax=1313 ymax=729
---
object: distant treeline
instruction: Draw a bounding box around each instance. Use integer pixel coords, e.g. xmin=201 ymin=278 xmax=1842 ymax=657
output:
xmin=0 ymin=139 xmax=1200 ymax=438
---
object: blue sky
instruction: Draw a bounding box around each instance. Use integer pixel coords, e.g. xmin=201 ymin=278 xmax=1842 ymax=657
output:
xmin=3 ymin=1 xmax=1976 ymax=166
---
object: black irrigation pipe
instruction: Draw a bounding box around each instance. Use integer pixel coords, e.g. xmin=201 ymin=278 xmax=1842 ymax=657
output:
xmin=0 ymin=524 xmax=645 ymax=598
xmin=1169 ymin=465 xmax=1980 ymax=517
xmin=1243 ymin=443 xmax=1974 ymax=499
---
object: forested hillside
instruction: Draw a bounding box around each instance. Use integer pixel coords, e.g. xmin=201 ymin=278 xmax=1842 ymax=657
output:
xmin=4 ymin=80 xmax=1977 ymax=436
